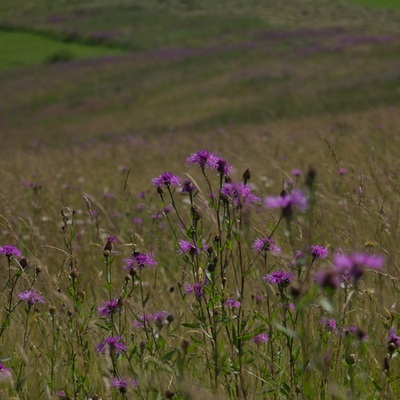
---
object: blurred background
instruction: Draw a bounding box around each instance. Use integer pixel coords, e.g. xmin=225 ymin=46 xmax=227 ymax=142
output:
xmin=1 ymin=0 xmax=400 ymax=150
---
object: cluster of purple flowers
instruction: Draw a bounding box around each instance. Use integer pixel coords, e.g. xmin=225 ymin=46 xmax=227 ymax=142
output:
xmin=123 ymin=251 xmax=157 ymax=273
xmin=187 ymin=150 xmax=231 ymax=176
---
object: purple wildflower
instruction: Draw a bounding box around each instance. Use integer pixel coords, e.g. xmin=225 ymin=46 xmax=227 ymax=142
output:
xmin=18 ymin=290 xmax=45 ymax=307
xmin=184 ymin=282 xmax=204 ymax=298
xmin=291 ymin=169 xmax=302 ymax=177
xmin=57 ymin=391 xmax=68 ymax=399
xmin=123 ymin=251 xmax=157 ymax=273
xmin=279 ymin=302 xmax=295 ymax=311
xmin=343 ymin=326 xmax=368 ymax=341
xmin=251 ymin=333 xmax=269 ymax=344
xmin=181 ymin=179 xmax=197 ymax=194
xmin=187 ymin=150 xmax=218 ymax=170
xmin=104 ymin=236 xmax=117 ymax=252
xmin=96 ymin=336 xmax=127 ymax=355
xmin=225 ymin=298 xmax=241 ymax=308
xmin=252 ymin=237 xmax=281 ymax=254
xmin=333 ymin=252 xmax=384 ymax=282
xmin=220 ymin=182 xmax=260 ymax=208
xmin=311 ymin=244 xmax=329 ymax=260
xmin=133 ymin=217 xmax=143 ymax=224
xmin=178 ymin=240 xmax=199 ymax=256
xmin=314 ymin=268 xmax=340 ymax=290
xmin=0 ymin=363 xmax=12 ymax=380
xmin=215 ymin=157 xmax=232 ymax=176
xmin=263 ymin=271 xmax=293 ymax=288
xmin=134 ymin=311 xmax=169 ymax=329
xmin=264 ymin=189 xmax=308 ymax=214
xmin=98 ymin=298 xmax=122 ymax=318
xmin=388 ymin=327 xmax=400 ymax=352
xmin=338 ymin=168 xmax=348 ymax=175
xmin=0 ymin=244 xmax=22 ymax=258
xmin=289 ymin=250 xmax=305 ymax=269
xmin=321 ymin=318 xmax=338 ymax=332
xmin=152 ymin=172 xmax=181 ymax=187
xmin=112 ymin=377 xmax=138 ymax=393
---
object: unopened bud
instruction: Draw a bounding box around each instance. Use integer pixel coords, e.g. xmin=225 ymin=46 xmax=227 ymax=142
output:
xmin=242 ymin=168 xmax=251 ymax=184
xmin=70 ymin=268 xmax=79 ymax=279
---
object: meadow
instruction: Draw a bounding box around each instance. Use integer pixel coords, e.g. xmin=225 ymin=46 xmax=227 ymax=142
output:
xmin=1 ymin=1 xmax=400 ymax=399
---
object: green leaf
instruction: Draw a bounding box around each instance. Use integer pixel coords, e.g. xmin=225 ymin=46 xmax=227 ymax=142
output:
xmin=162 ymin=350 xmax=176 ymax=362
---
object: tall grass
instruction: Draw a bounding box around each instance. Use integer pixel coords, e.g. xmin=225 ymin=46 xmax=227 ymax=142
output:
xmin=0 ymin=126 xmax=400 ymax=399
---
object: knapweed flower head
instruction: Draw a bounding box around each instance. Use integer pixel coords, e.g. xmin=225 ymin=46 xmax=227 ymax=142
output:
xmin=333 ymin=252 xmax=384 ymax=282
xmin=57 ymin=391 xmax=68 ymax=399
xmin=181 ymin=179 xmax=197 ymax=194
xmin=0 ymin=244 xmax=22 ymax=258
xmin=104 ymin=236 xmax=117 ymax=253
xmin=134 ymin=311 xmax=169 ymax=329
xmin=264 ymin=270 xmax=293 ymax=288
xmin=388 ymin=327 xmax=400 ymax=352
xmin=18 ymin=289 xmax=45 ymax=307
xmin=152 ymin=172 xmax=181 ymax=187
xmin=96 ymin=336 xmax=127 ymax=355
xmin=311 ymin=244 xmax=329 ymax=260
xmin=314 ymin=267 xmax=340 ymax=290
xmin=252 ymin=237 xmax=281 ymax=254
xmin=0 ymin=363 xmax=12 ymax=380
xmin=123 ymin=251 xmax=157 ymax=273
xmin=184 ymin=282 xmax=204 ymax=298
xmin=220 ymin=182 xmax=260 ymax=208
xmin=178 ymin=240 xmax=199 ymax=256
xmin=264 ymin=189 xmax=308 ymax=216
xmin=187 ymin=150 xmax=218 ymax=170
xmin=98 ymin=298 xmax=122 ymax=318
xmin=291 ymin=169 xmax=302 ymax=177
xmin=215 ymin=157 xmax=232 ymax=176
xmin=225 ymin=298 xmax=241 ymax=308
xmin=342 ymin=326 xmax=368 ymax=342
xmin=321 ymin=318 xmax=338 ymax=333
xmin=251 ymin=333 xmax=269 ymax=344
xmin=112 ymin=377 xmax=138 ymax=393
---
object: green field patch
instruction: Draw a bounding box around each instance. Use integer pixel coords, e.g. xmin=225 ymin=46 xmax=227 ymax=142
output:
xmin=344 ymin=0 xmax=400 ymax=8
xmin=0 ymin=29 xmax=124 ymax=70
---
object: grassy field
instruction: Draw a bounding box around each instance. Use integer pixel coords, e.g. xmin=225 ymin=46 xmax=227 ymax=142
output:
xmin=1 ymin=1 xmax=400 ymax=399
